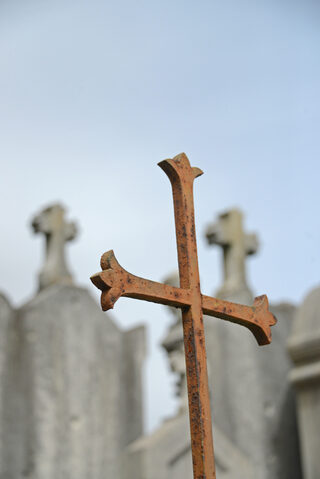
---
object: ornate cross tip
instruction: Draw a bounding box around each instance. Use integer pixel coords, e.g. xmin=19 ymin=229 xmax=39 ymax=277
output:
xmin=252 ymin=295 xmax=277 ymax=344
xmin=158 ymin=152 xmax=203 ymax=182
xmin=90 ymin=250 xmax=124 ymax=311
xmin=201 ymin=293 xmax=276 ymax=346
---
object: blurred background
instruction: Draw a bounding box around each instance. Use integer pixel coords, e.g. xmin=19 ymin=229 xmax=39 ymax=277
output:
xmin=0 ymin=0 xmax=319 ymax=436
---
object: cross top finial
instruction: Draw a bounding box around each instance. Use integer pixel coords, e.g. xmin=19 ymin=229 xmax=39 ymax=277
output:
xmin=206 ymin=208 xmax=258 ymax=303
xmin=32 ymin=203 xmax=77 ymax=290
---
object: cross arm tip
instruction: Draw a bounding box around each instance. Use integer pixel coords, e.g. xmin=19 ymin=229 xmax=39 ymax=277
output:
xmin=90 ymin=271 xmax=122 ymax=311
xmin=252 ymin=295 xmax=277 ymax=346
xmin=90 ymin=272 xmax=105 ymax=291
xmin=202 ymin=293 xmax=277 ymax=346
xmin=100 ymin=249 xmax=118 ymax=270
xmin=192 ymin=167 xmax=203 ymax=178
xmin=90 ymin=250 xmax=125 ymax=311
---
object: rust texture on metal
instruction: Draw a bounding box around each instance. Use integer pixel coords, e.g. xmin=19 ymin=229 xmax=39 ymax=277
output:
xmin=91 ymin=153 xmax=277 ymax=479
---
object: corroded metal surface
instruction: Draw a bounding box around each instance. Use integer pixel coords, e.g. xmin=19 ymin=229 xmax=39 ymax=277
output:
xmin=91 ymin=153 xmax=276 ymax=478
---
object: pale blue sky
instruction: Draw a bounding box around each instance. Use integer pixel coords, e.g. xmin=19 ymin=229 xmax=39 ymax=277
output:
xmin=0 ymin=0 xmax=319 ymax=431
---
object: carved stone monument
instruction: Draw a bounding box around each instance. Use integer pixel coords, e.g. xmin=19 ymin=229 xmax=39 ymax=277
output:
xmin=32 ymin=204 xmax=77 ymax=290
xmin=205 ymin=208 xmax=301 ymax=479
xmin=122 ymin=207 xmax=302 ymax=478
xmin=206 ymin=208 xmax=258 ymax=305
xmin=122 ymin=273 xmax=254 ymax=479
xmin=0 ymin=204 xmax=145 ymax=478
xmin=288 ymin=286 xmax=320 ymax=479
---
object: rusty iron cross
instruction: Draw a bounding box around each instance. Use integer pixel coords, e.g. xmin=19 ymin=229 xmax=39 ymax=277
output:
xmin=91 ymin=153 xmax=276 ymax=479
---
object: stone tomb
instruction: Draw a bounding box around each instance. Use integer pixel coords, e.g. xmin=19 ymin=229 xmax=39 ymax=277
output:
xmin=0 ymin=204 xmax=145 ymax=478
xmin=122 ymin=273 xmax=254 ymax=479
xmin=123 ymin=208 xmax=302 ymax=479
xmin=288 ymin=285 xmax=320 ymax=479
xmin=205 ymin=208 xmax=301 ymax=479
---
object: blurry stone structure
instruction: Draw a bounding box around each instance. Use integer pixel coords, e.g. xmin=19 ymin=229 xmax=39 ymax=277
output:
xmin=288 ymin=286 xmax=320 ymax=479
xmin=0 ymin=204 xmax=145 ymax=479
xmin=124 ymin=208 xmax=302 ymax=479
xmin=205 ymin=208 xmax=301 ymax=479
xmin=32 ymin=204 xmax=77 ymax=290
xmin=1 ymin=203 xmax=317 ymax=479
xmin=206 ymin=209 xmax=258 ymax=304
xmin=122 ymin=273 xmax=254 ymax=479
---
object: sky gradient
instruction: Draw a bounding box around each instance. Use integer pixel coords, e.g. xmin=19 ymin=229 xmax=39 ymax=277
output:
xmin=1 ymin=0 xmax=319 ymax=431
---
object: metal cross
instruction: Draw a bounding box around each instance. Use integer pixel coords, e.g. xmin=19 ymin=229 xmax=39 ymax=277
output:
xmin=90 ymin=153 xmax=276 ymax=479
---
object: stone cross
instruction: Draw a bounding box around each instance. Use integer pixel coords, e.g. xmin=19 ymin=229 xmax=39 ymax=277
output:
xmin=91 ymin=154 xmax=276 ymax=479
xmin=32 ymin=204 xmax=77 ymax=290
xmin=206 ymin=209 xmax=258 ymax=303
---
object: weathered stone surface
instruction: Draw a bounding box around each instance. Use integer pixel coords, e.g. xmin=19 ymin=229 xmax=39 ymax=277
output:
xmin=118 ymin=207 xmax=303 ymax=479
xmin=1 ymin=284 xmax=146 ymax=478
xmin=0 ymin=282 xmax=145 ymax=478
xmin=120 ymin=325 xmax=146 ymax=448
xmin=140 ymin=303 xmax=300 ymax=479
xmin=123 ymin=272 xmax=255 ymax=479
xmin=288 ymin=286 xmax=320 ymax=479
xmin=205 ymin=303 xmax=301 ymax=479
xmin=0 ymin=293 xmax=20 ymax=476
xmin=122 ymin=408 xmax=254 ymax=479
xmin=0 ymin=204 xmax=147 ymax=478
xmin=1 ymin=285 xmax=125 ymax=478
xmin=205 ymin=208 xmax=302 ymax=479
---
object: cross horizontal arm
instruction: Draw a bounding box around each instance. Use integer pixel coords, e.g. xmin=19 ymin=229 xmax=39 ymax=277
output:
xmin=202 ymin=294 xmax=277 ymax=346
xmin=90 ymin=250 xmax=191 ymax=311
xmin=90 ymin=250 xmax=276 ymax=345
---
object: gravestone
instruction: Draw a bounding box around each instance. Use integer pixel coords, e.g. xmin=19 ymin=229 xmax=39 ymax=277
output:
xmin=288 ymin=286 xmax=320 ymax=479
xmin=122 ymin=273 xmax=254 ymax=479
xmin=124 ymin=207 xmax=301 ymax=479
xmin=32 ymin=204 xmax=77 ymax=290
xmin=206 ymin=209 xmax=258 ymax=304
xmin=0 ymin=204 xmax=145 ymax=479
xmin=205 ymin=208 xmax=301 ymax=479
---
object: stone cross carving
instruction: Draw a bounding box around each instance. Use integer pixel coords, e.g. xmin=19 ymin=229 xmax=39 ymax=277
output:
xmin=32 ymin=204 xmax=77 ymax=290
xmin=206 ymin=209 xmax=258 ymax=302
xmin=91 ymin=154 xmax=276 ymax=479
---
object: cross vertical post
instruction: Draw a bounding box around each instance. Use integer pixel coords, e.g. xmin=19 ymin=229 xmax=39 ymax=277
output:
xmin=91 ymin=153 xmax=276 ymax=479
xmin=158 ymin=158 xmax=215 ymax=477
